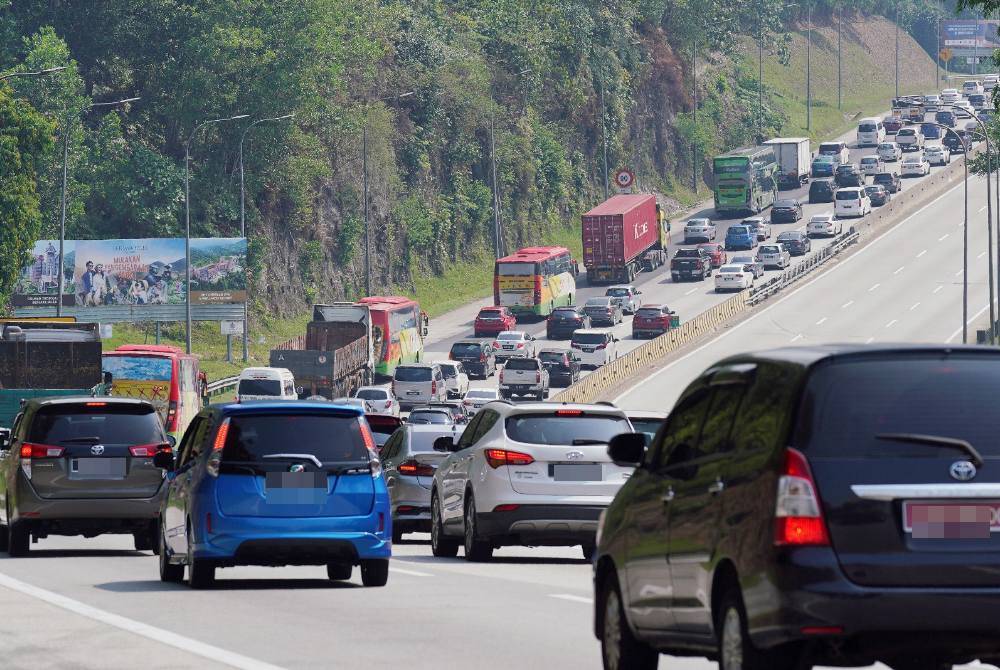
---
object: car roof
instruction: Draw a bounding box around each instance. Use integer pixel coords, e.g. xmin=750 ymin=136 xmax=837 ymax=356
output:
xmin=356 ymin=386 xmax=389 ymax=393
xmin=487 ymin=401 xmax=629 ymax=419
xmin=719 ymin=263 xmax=746 ymax=270
xmin=217 ymin=401 xmax=363 ymax=417
xmin=397 ymin=362 xmax=437 ymax=369
xmin=410 ymin=406 xmax=451 ymax=413
xmin=432 ymin=359 xmax=458 ymax=366
xmin=635 ymin=303 xmax=664 ymax=309
xmin=777 ymin=231 xmax=804 ymax=237
xmin=498 ymin=330 xmax=526 ymax=337
xmin=719 ymin=343 xmax=1000 ymax=372
xmin=28 ymin=396 xmax=155 ymax=408
xmin=586 ymin=297 xmax=611 ymax=303
xmin=627 ymin=410 xmax=668 ymax=420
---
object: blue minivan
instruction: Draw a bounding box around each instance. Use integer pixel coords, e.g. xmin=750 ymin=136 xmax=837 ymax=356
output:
xmin=921 ymin=122 xmax=941 ymax=139
xmin=155 ymin=402 xmax=391 ymax=588
xmin=725 ymin=224 xmax=758 ymax=251
xmin=934 ymin=110 xmax=956 ymax=128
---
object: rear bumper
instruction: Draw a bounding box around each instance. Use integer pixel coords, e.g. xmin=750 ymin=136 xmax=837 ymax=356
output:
xmin=547 ymin=327 xmax=579 ymax=339
xmin=476 ymin=504 xmax=604 ymax=546
xmin=455 ymin=360 xmax=489 ymax=376
xmin=13 ymin=472 xmax=164 ymax=523
xmin=633 ymin=328 xmax=668 ymax=338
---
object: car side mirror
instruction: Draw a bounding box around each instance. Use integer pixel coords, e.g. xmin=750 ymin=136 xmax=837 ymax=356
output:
xmin=608 ymin=433 xmax=646 ymax=467
xmin=167 ymin=435 xmax=177 ymax=449
xmin=434 ymin=436 xmax=456 ymax=453
xmin=153 ymin=450 xmax=175 ymax=471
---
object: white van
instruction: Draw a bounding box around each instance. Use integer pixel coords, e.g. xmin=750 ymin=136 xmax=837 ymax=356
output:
xmin=236 ymin=367 xmax=297 ymax=402
xmin=570 ymin=330 xmax=619 ymax=369
xmin=857 ymin=117 xmax=885 ymax=147
xmin=392 ymin=363 xmax=447 ymax=410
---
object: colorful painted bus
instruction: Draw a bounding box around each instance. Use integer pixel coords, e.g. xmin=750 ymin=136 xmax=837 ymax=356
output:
xmin=712 ymin=146 xmax=779 ymax=216
xmin=493 ymin=246 xmax=576 ymax=318
xmin=357 ymin=296 xmax=427 ymax=377
xmin=101 ymin=344 xmax=201 ymax=440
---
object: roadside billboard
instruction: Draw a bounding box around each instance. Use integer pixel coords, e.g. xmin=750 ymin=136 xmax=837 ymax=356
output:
xmin=12 ymin=237 xmax=247 ymax=308
xmin=941 ymin=20 xmax=1000 ymax=57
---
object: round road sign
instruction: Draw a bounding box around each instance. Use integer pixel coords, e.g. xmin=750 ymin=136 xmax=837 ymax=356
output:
xmin=614 ymin=168 xmax=635 ymax=189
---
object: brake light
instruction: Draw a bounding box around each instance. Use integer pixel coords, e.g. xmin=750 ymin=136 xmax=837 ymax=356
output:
xmin=516 ymin=343 xmax=524 ymax=349
xmin=485 ymin=449 xmax=535 ymax=468
xmin=206 ymin=418 xmax=230 ymax=477
xmin=20 ymin=443 xmax=65 ymax=459
xmin=398 ymin=459 xmax=436 ymax=477
xmin=493 ymin=504 xmax=520 ymax=513
xmin=493 ymin=341 xmax=501 ymax=349
xmin=85 ymin=402 xmax=107 ymax=407
xmin=479 ymin=353 xmax=486 ymax=362
xmin=360 ymin=419 xmax=381 ymax=478
xmin=166 ymin=401 xmax=178 ymax=431
xmin=129 ymin=443 xmax=170 ymax=457
xmin=556 ymin=409 xmax=583 ymax=416
xmin=774 ymin=448 xmax=830 ymax=546
xmin=384 ymin=400 xmax=392 ymax=409
xmin=535 ymin=371 xmax=540 ymax=383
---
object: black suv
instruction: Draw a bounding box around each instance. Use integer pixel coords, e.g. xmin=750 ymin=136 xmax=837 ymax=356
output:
xmin=834 ymin=164 xmax=864 ymax=188
xmin=546 ymin=306 xmax=591 ymax=340
xmin=670 ymin=248 xmax=712 ymax=282
xmin=943 ymin=131 xmax=970 ymax=154
xmin=873 ymin=171 xmax=902 ymax=194
xmin=595 ymin=345 xmax=1000 ymax=670
xmin=808 ymin=179 xmax=835 ymax=203
xmin=537 ymin=348 xmax=581 ymax=387
xmin=448 ymin=340 xmax=496 ymax=379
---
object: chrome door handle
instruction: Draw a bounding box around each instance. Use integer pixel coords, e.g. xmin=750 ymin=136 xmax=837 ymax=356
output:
xmin=661 ymin=488 xmax=675 ymax=503
xmin=708 ymin=480 xmax=725 ymax=495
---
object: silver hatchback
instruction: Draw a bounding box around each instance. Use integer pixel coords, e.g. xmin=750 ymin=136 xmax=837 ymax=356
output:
xmin=380 ymin=424 xmax=459 ymax=542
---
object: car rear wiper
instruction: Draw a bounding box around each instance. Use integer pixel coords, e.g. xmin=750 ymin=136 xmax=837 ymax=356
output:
xmin=571 ymin=439 xmax=607 ymax=446
xmin=261 ymin=453 xmax=323 ymax=468
xmin=875 ymin=433 xmax=984 ymax=468
xmin=57 ymin=436 xmax=102 ymax=443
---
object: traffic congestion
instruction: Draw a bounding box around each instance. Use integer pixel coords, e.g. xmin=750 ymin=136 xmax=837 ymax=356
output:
xmin=0 ymin=76 xmax=998 ymax=670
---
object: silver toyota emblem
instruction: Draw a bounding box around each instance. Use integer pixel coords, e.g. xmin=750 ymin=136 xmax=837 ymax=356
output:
xmin=950 ymin=460 xmax=977 ymax=481
xmin=90 ymin=445 xmax=105 ymax=456
xmin=566 ymin=450 xmax=584 ymax=461
xmin=289 ymin=464 xmax=305 ymax=473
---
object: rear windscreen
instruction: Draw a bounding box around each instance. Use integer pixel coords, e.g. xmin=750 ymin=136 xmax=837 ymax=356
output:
xmin=477 ymin=311 xmax=501 ymax=320
xmin=859 ymin=123 xmax=876 ymax=132
xmin=407 ymin=411 xmax=451 ymax=425
xmin=505 ymin=414 xmax=631 ymax=446
xmin=394 ymin=367 xmax=432 ymax=382
xmin=410 ymin=430 xmax=453 ymax=452
xmin=451 ymin=343 xmax=481 ymax=356
xmin=30 ymin=404 xmax=164 ymax=445
xmin=223 ymin=414 xmax=368 ymax=463
xmin=572 ymin=333 xmax=605 ymax=345
xmin=238 ymin=379 xmax=282 ymax=396
xmin=552 ymin=309 xmax=579 ymax=317
xmin=538 ymin=352 xmax=567 ymax=364
xmin=798 ymin=357 xmax=1000 ymax=458
xmin=438 ymin=365 xmax=457 ymax=379
xmin=635 ymin=309 xmax=663 ymax=318
xmin=836 ymin=191 xmax=860 ymax=201
xmin=504 ymin=358 xmax=539 ymax=370
xmin=355 ymin=389 xmax=386 ymax=401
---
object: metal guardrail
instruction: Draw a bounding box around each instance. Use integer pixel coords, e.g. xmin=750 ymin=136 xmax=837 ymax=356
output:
xmin=206 ymin=376 xmax=239 ymax=398
xmin=747 ymin=228 xmax=860 ymax=306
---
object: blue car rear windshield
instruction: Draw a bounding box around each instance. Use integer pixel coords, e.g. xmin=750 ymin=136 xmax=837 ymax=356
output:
xmin=222 ymin=414 xmax=368 ymax=463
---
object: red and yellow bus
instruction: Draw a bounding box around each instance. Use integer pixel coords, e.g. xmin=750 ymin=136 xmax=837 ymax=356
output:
xmin=493 ymin=246 xmax=577 ymax=317
xmin=101 ymin=344 xmax=201 ymax=439
xmin=357 ymin=296 xmax=427 ymax=377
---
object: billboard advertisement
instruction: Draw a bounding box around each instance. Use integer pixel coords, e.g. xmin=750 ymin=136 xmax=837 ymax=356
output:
xmin=12 ymin=237 xmax=247 ymax=308
xmin=941 ymin=20 xmax=1000 ymax=56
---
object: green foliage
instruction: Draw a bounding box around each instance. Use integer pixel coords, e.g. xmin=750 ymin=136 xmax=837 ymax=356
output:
xmin=337 ymin=215 xmax=365 ymax=263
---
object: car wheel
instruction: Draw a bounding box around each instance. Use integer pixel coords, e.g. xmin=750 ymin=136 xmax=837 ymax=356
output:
xmin=186 ymin=523 xmax=215 ymax=589
xmin=133 ymin=528 xmax=154 ymax=552
xmin=599 ymin=572 xmax=658 ymax=670
xmin=463 ymin=494 xmax=493 ymax=562
xmin=158 ymin=522 xmax=184 ymax=583
xmin=360 ymin=559 xmax=390 ymax=587
xmin=8 ymin=518 xmax=29 ymax=557
xmin=717 ymin=590 xmax=796 ymax=670
xmin=430 ymin=493 xmax=459 ymax=558
xmin=327 ymin=563 xmax=353 ymax=581
xmin=392 ymin=525 xmax=404 ymax=544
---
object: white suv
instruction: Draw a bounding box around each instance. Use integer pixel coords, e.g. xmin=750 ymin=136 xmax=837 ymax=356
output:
xmin=570 ymin=329 xmax=619 ymax=368
xmin=433 ymin=360 xmax=469 ymax=399
xmin=392 ymin=363 xmax=447 ymax=411
xmin=429 ymin=402 xmax=634 ymax=561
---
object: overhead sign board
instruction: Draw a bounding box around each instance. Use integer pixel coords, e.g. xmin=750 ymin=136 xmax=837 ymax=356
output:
xmin=941 ymin=20 xmax=1000 ymax=57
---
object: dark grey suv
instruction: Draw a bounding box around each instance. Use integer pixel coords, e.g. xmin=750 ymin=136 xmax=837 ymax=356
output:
xmin=595 ymin=345 xmax=1000 ymax=670
xmin=0 ymin=397 xmax=173 ymax=556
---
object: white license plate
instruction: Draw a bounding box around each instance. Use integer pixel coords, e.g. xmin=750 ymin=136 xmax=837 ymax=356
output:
xmin=903 ymin=500 xmax=1000 ymax=538
xmin=70 ymin=458 xmax=126 ymax=479
xmin=552 ymin=464 xmax=603 ymax=482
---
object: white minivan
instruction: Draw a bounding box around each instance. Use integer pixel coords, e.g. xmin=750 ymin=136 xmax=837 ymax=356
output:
xmin=236 ymin=367 xmax=298 ymax=402
xmin=857 ymin=117 xmax=886 ymax=147
xmin=392 ymin=363 xmax=447 ymax=410
xmin=834 ymin=187 xmax=871 ymax=219
xmin=570 ymin=330 xmax=619 ymax=369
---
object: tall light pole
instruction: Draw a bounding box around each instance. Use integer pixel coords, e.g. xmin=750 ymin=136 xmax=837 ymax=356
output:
xmin=184 ymin=114 xmax=249 ymax=354
xmin=807 ymin=1 xmax=812 ymax=132
xmin=57 ymin=96 xmax=141 ymax=316
xmin=838 ymin=7 xmax=843 ymax=110
xmin=238 ymin=112 xmax=295 ymax=362
xmin=0 ymin=66 xmax=66 ymax=83
xmin=758 ymin=0 xmax=765 ymax=141
xmin=895 ymin=0 xmax=900 ymax=99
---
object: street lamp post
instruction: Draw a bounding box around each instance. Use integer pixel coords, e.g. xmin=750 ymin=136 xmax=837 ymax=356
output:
xmin=57 ymin=97 xmax=141 ymax=317
xmin=807 ymin=1 xmax=812 ymax=132
xmin=238 ymin=113 xmax=295 ymax=362
xmin=838 ymin=6 xmax=842 ymax=110
xmin=895 ymin=0 xmax=900 ymax=99
xmin=184 ymin=114 xmax=250 ymax=354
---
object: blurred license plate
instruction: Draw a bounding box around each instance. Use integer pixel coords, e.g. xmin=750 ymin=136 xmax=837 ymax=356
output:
xmin=70 ymin=458 xmax=125 ymax=479
xmin=265 ymin=472 xmax=327 ymax=504
xmin=903 ymin=501 xmax=1000 ymax=539
xmin=551 ymin=464 xmax=603 ymax=482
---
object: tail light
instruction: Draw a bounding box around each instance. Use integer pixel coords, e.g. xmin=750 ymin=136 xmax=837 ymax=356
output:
xmin=774 ymin=448 xmax=830 ymax=546
xmin=360 ymin=419 xmax=381 ymax=478
xmin=533 ymin=276 xmax=542 ymax=305
xmin=595 ymin=343 xmax=606 ymax=350
xmin=398 ymin=459 xmax=436 ymax=477
xmin=129 ymin=443 xmax=171 ymax=458
xmin=206 ymin=418 xmax=230 ymax=478
xmin=516 ymin=343 xmax=524 ymax=349
xmin=485 ymin=448 xmax=535 ymax=468
xmin=493 ymin=341 xmax=501 ymax=349
xmin=20 ymin=443 xmax=65 ymax=479
xmin=166 ymin=400 xmax=178 ymax=431
xmin=535 ymin=371 xmax=541 ymax=383
xmin=499 ymin=370 xmax=504 ymax=384
xmin=479 ymin=353 xmax=486 ymax=362
xmin=384 ymin=400 xmax=392 ymax=409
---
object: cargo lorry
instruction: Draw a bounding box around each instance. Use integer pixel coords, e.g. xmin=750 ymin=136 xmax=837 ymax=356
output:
xmin=0 ymin=321 xmax=105 ymax=429
xmin=763 ymin=138 xmax=811 ymax=189
xmin=269 ymin=303 xmax=373 ymax=399
xmin=581 ymin=194 xmax=668 ymax=284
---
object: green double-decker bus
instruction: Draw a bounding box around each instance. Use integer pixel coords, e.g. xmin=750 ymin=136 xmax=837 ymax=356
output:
xmin=712 ymin=146 xmax=779 ymax=216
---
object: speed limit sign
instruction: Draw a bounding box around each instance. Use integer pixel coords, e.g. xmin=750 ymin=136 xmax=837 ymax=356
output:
xmin=614 ymin=168 xmax=635 ymax=190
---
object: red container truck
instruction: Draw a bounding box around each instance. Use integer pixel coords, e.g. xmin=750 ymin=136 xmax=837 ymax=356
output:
xmin=581 ymin=194 xmax=666 ymax=284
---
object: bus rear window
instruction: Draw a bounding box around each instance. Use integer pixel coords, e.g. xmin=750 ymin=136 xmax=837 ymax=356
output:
xmin=496 ymin=263 xmax=536 ymax=276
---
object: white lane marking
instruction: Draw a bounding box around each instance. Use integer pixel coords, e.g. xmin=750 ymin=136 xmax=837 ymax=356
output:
xmin=389 ymin=567 xmax=434 ymax=578
xmin=790 ymin=333 xmax=803 ymax=342
xmin=684 ymin=288 xmax=698 ymax=296
xmin=885 ymin=319 xmax=898 ymax=328
xmin=933 ymin=285 xmax=944 ymax=294
xmin=549 ymin=594 xmax=593 ymax=604
xmin=0 ymin=572 xmax=284 ymax=670
xmin=910 ymin=302 xmax=921 ymax=311
xmin=956 ymin=269 xmax=965 ymax=277
xmin=611 ymin=181 xmax=967 ymax=405
xmin=947 ymin=303 xmax=993 ymax=343
xmin=894 ymin=266 xmax=905 ymax=275
xmin=939 ymin=233 xmax=950 ymax=241
xmin=980 ymin=205 xmax=988 ymax=213
xmin=917 ymin=249 xmax=927 ymax=258
xmin=868 ymin=283 xmax=881 ymax=292
xmin=865 ymin=336 xmax=875 ymax=344
xmin=979 ymin=251 xmax=987 ymax=259
xmin=815 ymin=317 xmax=827 ymax=326
xmin=841 ymin=300 xmax=854 ymax=309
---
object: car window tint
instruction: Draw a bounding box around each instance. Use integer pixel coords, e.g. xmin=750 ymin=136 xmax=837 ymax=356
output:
xmin=394 ymin=367 xmax=432 ymax=382
xmin=654 ymin=388 xmax=712 ymax=471
xmin=698 ymin=385 xmax=748 ymax=455
xmin=456 ymin=412 xmax=484 ymax=449
xmin=222 ymin=413 xmax=368 ymax=463
xmin=178 ymin=416 xmax=208 ymax=468
xmin=504 ymin=358 xmax=539 ymax=370
xmin=732 ymin=363 xmax=797 ymax=454
xmin=356 ymin=389 xmax=386 ymax=401
xmin=238 ymin=379 xmax=282 ymax=396
xmin=451 ymin=343 xmax=482 ymax=356
xmin=470 ymin=409 xmax=501 ymax=444
xmin=504 ymin=414 xmax=631 ymax=445
xmin=29 ymin=403 xmax=165 ymax=446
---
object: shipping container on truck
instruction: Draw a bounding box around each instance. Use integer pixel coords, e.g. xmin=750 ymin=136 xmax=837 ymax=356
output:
xmin=763 ymin=138 xmax=811 ymax=189
xmin=581 ymin=194 xmax=665 ymax=284
xmin=269 ymin=303 xmax=373 ymax=399
xmin=0 ymin=321 xmax=104 ymax=429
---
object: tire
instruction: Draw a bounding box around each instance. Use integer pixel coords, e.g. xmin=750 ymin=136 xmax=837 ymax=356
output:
xmin=159 ymin=522 xmax=184 ymax=583
xmin=0 ymin=514 xmax=8 ymax=553
xmin=430 ymin=493 xmax=459 ymax=558
xmin=392 ymin=525 xmax=403 ymax=544
xmin=717 ymin=590 xmax=796 ymax=670
xmin=133 ymin=530 xmax=154 ymax=552
xmin=186 ymin=524 xmax=215 ymax=589
xmin=463 ymin=494 xmax=493 ymax=562
xmin=599 ymin=573 xmax=658 ymax=670
xmin=327 ymin=563 xmax=353 ymax=580
xmin=360 ymin=559 xmax=389 ymax=587
xmin=8 ymin=520 xmax=29 ymax=557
